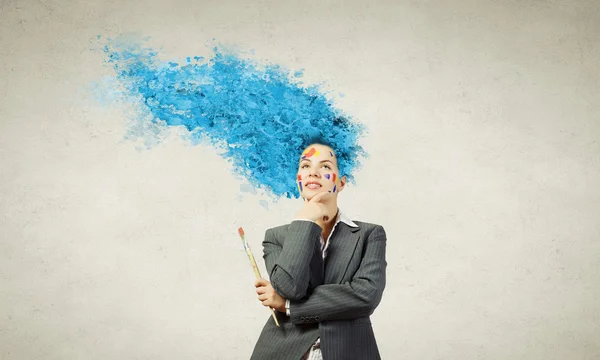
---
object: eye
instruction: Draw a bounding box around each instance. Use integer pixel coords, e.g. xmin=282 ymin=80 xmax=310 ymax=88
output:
xmin=301 ymin=164 xmax=309 ymax=169
xmin=323 ymin=165 xmax=331 ymax=169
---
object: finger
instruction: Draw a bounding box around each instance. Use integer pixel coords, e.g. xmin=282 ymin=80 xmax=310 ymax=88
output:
xmin=255 ymin=286 xmax=266 ymax=294
xmin=255 ymin=278 xmax=267 ymax=287
xmin=257 ymin=294 xmax=268 ymax=301
xmin=308 ymin=191 xmax=329 ymax=203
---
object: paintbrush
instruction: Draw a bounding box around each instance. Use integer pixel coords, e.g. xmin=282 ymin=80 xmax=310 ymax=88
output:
xmin=237 ymin=227 xmax=280 ymax=327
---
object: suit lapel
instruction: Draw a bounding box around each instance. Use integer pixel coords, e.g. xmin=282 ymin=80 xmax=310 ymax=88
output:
xmin=324 ymin=222 xmax=361 ymax=284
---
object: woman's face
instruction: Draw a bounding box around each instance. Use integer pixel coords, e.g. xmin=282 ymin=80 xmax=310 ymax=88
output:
xmin=296 ymin=143 xmax=345 ymax=199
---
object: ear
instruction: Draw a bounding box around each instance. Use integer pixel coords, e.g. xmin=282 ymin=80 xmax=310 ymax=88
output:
xmin=337 ymin=175 xmax=347 ymax=193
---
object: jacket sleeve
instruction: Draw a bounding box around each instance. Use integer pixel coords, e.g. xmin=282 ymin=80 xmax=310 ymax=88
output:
xmin=262 ymin=220 xmax=324 ymax=300
xmin=288 ymin=225 xmax=387 ymax=323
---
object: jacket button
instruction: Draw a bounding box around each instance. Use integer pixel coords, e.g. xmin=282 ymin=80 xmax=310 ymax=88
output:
xmin=300 ymin=316 xmax=305 ymax=322
xmin=315 ymin=316 xmax=320 ymax=321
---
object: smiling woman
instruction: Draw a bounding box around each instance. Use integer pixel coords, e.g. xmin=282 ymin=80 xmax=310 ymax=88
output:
xmin=298 ymin=145 xmax=341 ymax=197
xmin=251 ymin=138 xmax=388 ymax=360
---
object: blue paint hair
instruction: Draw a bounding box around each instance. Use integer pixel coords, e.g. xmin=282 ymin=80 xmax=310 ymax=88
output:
xmin=97 ymin=36 xmax=368 ymax=199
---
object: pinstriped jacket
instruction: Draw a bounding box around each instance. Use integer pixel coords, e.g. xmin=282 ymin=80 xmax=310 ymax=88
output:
xmin=250 ymin=216 xmax=387 ymax=360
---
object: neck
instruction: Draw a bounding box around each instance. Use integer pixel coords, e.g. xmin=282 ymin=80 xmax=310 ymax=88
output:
xmin=317 ymin=200 xmax=339 ymax=233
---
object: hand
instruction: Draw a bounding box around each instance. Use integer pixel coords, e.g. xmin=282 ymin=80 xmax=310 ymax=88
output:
xmin=255 ymin=278 xmax=286 ymax=313
xmin=295 ymin=191 xmax=334 ymax=223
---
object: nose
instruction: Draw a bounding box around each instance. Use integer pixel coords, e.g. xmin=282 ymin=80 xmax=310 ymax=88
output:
xmin=308 ymin=166 xmax=320 ymax=178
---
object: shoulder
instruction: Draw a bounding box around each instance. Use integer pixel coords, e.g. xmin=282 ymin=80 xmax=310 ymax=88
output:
xmin=352 ymin=220 xmax=382 ymax=231
xmin=263 ymin=221 xmax=311 ymax=238
xmin=266 ymin=223 xmax=290 ymax=235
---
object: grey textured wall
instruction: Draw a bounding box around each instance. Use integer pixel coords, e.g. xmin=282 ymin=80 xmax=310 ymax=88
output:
xmin=1 ymin=0 xmax=599 ymax=359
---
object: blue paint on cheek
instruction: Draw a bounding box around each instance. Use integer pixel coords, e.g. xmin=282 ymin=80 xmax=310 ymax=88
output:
xmin=96 ymin=36 xmax=367 ymax=199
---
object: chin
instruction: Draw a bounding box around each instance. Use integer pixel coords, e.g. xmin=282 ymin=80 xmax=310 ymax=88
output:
xmin=304 ymin=189 xmax=334 ymax=197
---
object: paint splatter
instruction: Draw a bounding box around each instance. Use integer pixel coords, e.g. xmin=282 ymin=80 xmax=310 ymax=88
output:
xmin=301 ymin=147 xmax=319 ymax=159
xmin=95 ymin=35 xmax=367 ymax=199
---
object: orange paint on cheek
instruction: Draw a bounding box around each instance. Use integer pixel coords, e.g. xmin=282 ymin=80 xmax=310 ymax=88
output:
xmin=297 ymin=174 xmax=303 ymax=193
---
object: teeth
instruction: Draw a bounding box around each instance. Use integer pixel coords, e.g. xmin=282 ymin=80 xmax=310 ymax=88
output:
xmin=307 ymin=184 xmax=321 ymax=189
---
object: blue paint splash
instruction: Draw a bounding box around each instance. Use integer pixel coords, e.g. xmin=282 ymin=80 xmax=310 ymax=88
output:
xmin=96 ymin=36 xmax=367 ymax=199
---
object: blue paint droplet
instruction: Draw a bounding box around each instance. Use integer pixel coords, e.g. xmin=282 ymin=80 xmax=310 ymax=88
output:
xmin=96 ymin=36 xmax=367 ymax=199
xmin=259 ymin=199 xmax=269 ymax=210
xmin=240 ymin=183 xmax=257 ymax=195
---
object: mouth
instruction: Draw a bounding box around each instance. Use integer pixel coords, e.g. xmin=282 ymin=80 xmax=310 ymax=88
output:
xmin=305 ymin=182 xmax=322 ymax=190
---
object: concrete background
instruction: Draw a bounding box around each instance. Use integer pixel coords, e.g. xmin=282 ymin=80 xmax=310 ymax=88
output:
xmin=1 ymin=0 xmax=599 ymax=359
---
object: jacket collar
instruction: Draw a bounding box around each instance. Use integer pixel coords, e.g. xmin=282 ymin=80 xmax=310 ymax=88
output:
xmin=336 ymin=208 xmax=359 ymax=228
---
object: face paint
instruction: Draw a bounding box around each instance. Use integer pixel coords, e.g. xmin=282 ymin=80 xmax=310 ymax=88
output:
xmin=332 ymin=173 xmax=337 ymax=183
xmin=324 ymin=174 xmax=331 ymax=180
xmin=329 ymin=151 xmax=333 ymax=157
xmin=333 ymin=184 xmax=337 ymax=193
xmin=301 ymin=147 xmax=320 ymax=159
xmin=297 ymin=174 xmax=303 ymax=194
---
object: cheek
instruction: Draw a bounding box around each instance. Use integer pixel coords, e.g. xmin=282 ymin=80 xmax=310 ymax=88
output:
xmin=331 ymin=173 xmax=337 ymax=192
xmin=323 ymin=173 xmax=337 ymax=182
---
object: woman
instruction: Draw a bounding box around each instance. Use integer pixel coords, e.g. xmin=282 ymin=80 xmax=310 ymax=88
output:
xmin=250 ymin=139 xmax=387 ymax=360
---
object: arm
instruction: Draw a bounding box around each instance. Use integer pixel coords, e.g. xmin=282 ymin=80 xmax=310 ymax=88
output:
xmin=262 ymin=220 xmax=324 ymax=300
xmin=288 ymin=225 xmax=387 ymax=324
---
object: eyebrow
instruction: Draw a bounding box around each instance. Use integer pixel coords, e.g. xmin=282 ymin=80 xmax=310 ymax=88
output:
xmin=299 ymin=159 xmax=335 ymax=165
